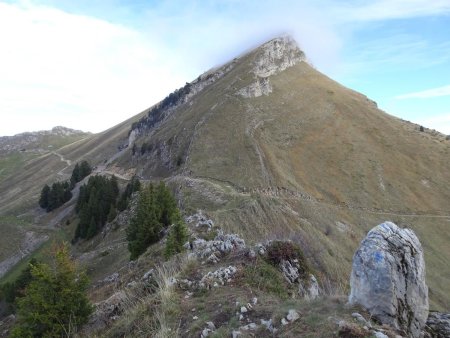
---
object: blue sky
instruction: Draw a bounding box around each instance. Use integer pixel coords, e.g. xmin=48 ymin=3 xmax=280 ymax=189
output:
xmin=1 ymin=0 xmax=450 ymax=135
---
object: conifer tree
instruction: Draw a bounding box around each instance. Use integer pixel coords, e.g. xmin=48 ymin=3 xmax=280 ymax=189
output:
xmin=127 ymin=183 xmax=161 ymax=260
xmin=11 ymin=244 xmax=92 ymax=337
xmin=155 ymin=181 xmax=177 ymax=227
xmin=38 ymin=184 xmax=50 ymax=209
xmin=70 ymin=163 xmax=80 ymax=188
xmin=107 ymin=204 xmax=117 ymax=222
xmin=165 ymin=210 xmax=189 ymax=258
xmin=79 ymin=160 xmax=92 ymax=179
xmin=126 ymin=181 xmax=182 ymax=260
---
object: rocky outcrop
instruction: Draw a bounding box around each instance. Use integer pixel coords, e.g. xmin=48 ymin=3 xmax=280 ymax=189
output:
xmin=298 ymin=274 xmax=320 ymax=300
xmin=424 ymin=312 xmax=450 ymax=338
xmin=237 ymin=36 xmax=305 ymax=100
xmin=189 ymin=233 xmax=246 ymax=263
xmin=258 ymin=240 xmax=320 ymax=300
xmin=349 ymin=222 xmax=428 ymax=337
xmin=237 ymin=77 xmax=272 ymax=98
xmin=253 ymin=36 xmax=307 ymax=77
xmin=185 ymin=211 xmax=214 ymax=230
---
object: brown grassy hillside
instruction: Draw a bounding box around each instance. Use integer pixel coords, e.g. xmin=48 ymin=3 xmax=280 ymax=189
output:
xmin=123 ymin=37 xmax=450 ymax=309
xmin=1 ymin=36 xmax=449 ymax=311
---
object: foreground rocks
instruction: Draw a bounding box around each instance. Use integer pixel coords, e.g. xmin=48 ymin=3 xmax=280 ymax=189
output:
xmin=349 ymin=221 xmax=428 ymax=338
xmin=424 ymin=312 xmax=450 ymax=338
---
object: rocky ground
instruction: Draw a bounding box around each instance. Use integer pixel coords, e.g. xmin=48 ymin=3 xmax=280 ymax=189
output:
xmin=55 ymin=212 xmax=446 ymax=337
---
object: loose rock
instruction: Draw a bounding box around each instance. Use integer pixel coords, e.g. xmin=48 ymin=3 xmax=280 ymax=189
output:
xmin=286 ymin=309 xmax=300 ymax=322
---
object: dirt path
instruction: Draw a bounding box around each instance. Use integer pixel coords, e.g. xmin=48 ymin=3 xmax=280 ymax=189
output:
xmin=51 ymin=151 xmax=71 ymax=166
xmin=184 ymin=175 xmax=450 ymax=220
xmin=51 ymin=151 xmax=72 ymax=176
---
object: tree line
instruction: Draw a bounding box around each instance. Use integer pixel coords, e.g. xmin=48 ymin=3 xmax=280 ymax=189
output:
xmin=130 ymin=82 xmax=192 ymax=132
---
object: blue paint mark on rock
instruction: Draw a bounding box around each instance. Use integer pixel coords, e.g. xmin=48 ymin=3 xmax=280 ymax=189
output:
xmin=374 ymin=251 xmax=383 ymax=263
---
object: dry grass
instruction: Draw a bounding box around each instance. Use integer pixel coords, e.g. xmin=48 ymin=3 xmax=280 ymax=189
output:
xmin=101 ymin=255 xmax=190 ymax=337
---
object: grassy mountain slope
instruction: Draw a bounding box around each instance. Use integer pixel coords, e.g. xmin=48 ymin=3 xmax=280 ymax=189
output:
xmin=1 ymin=36 xmax=449 ymax=315
xmin=122 ymin=37 xmax=450 ymax=309
xmin=0 ymin=117 xmax=143 ymax=277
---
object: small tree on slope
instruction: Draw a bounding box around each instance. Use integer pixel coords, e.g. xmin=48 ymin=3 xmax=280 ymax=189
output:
xmin=165 ymin=210 xmax=189 ymax=258
xmin=11 ymin=243 xmax=92 ymax=337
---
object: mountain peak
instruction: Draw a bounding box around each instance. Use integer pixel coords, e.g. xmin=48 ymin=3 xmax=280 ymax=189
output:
xmin=252 ymin=35 xmax=307 ymax=77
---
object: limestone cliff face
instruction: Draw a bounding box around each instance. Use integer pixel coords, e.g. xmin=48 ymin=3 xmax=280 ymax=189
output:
xmin=253 ymin=36 xmax=307 ymax=77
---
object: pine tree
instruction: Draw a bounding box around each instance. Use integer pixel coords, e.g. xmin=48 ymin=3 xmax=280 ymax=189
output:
xmin=11 ymin=244 xmax=92 ymax=337
xmin=86 ymin=217 xmax=97 ymax=239
xmin=70 ymin=163 xmax=80 ymax=188
xmin=155 ymin=181 xmax=177 ymax=227
xmin=165 ymin=211 xmax=189 ymax=258
xmin=107 ymin=204 xmax=117 ymax=222
xmin=39 ymin=185 xmax=50 ymax=209
xmin=127 ymin=183 xmax=162 ymax=260
xmin=126 ymin=181 xmax=183 ymax=260
xmin=79 ymin=160 xmax=92 ymax=179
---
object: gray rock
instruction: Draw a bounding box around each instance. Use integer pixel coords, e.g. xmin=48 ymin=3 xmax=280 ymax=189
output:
xmin=256 ymin=243 xmax=266 ymax=255
xmin=240 ymin=323 xmax=257 ymax=331
xmin=237 ymin=77 xmax=273 ymax=98
xmin=142 ymin=268 xmax=154 ymax=282
xmin=352 ymin=312 xmax=371 ymax=327
xmin=240 ymin=306 xmax=248 ymax=313
xmin=126 ymin=281 xmax=137 ymax=288
xmin=199 ymin=265 xmax=237 ymax=289
xmin=280 ymin=259 xmax=299 ymax=284
xmin=286 ymin=309 xmax=300 ymax=322
xmin=424 ymin=312 xmax=450 ymax=338
xmin=298 ymin=274 xmax=320 ymax=300
xmin=260 ymin=318 xmax=276 ymax=333
xmin=373 ymin=331 xmax=388 ymax=338
xmin=102 ymin=272 xmax=119 ymax=284
xmin=253 ymin=36 xmax=306 ymax=78
xmin=190 ymin=233 xmax=246 ymax=262
xmin=232 ymin=330 xmax=241 ymax=338
xmin=206 ymin=321 xmax=216 ymax=330
xmin=201 ymin=328 xmax=211 ymax=337
xmin=349 ymin=222 xmax=428 ymax=338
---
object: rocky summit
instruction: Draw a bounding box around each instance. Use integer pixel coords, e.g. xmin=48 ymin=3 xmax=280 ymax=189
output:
xmin=0 ymin=36 xmax=449 ymax=337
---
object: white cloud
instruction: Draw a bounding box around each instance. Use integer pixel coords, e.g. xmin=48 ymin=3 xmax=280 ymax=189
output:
xmin=396 ymin=85 xmax=450 ymax=99
xmin=0 ymin=0 xmax=345 ymax=135
xmin=1 ymin=0 xmax=449 ymax=136
xmin=0 ymin=2 xmax=190 ymax=135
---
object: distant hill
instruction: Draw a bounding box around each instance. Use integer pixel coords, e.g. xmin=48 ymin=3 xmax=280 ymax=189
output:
xmin=0 ymin=126 xmax=89 ymax=154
